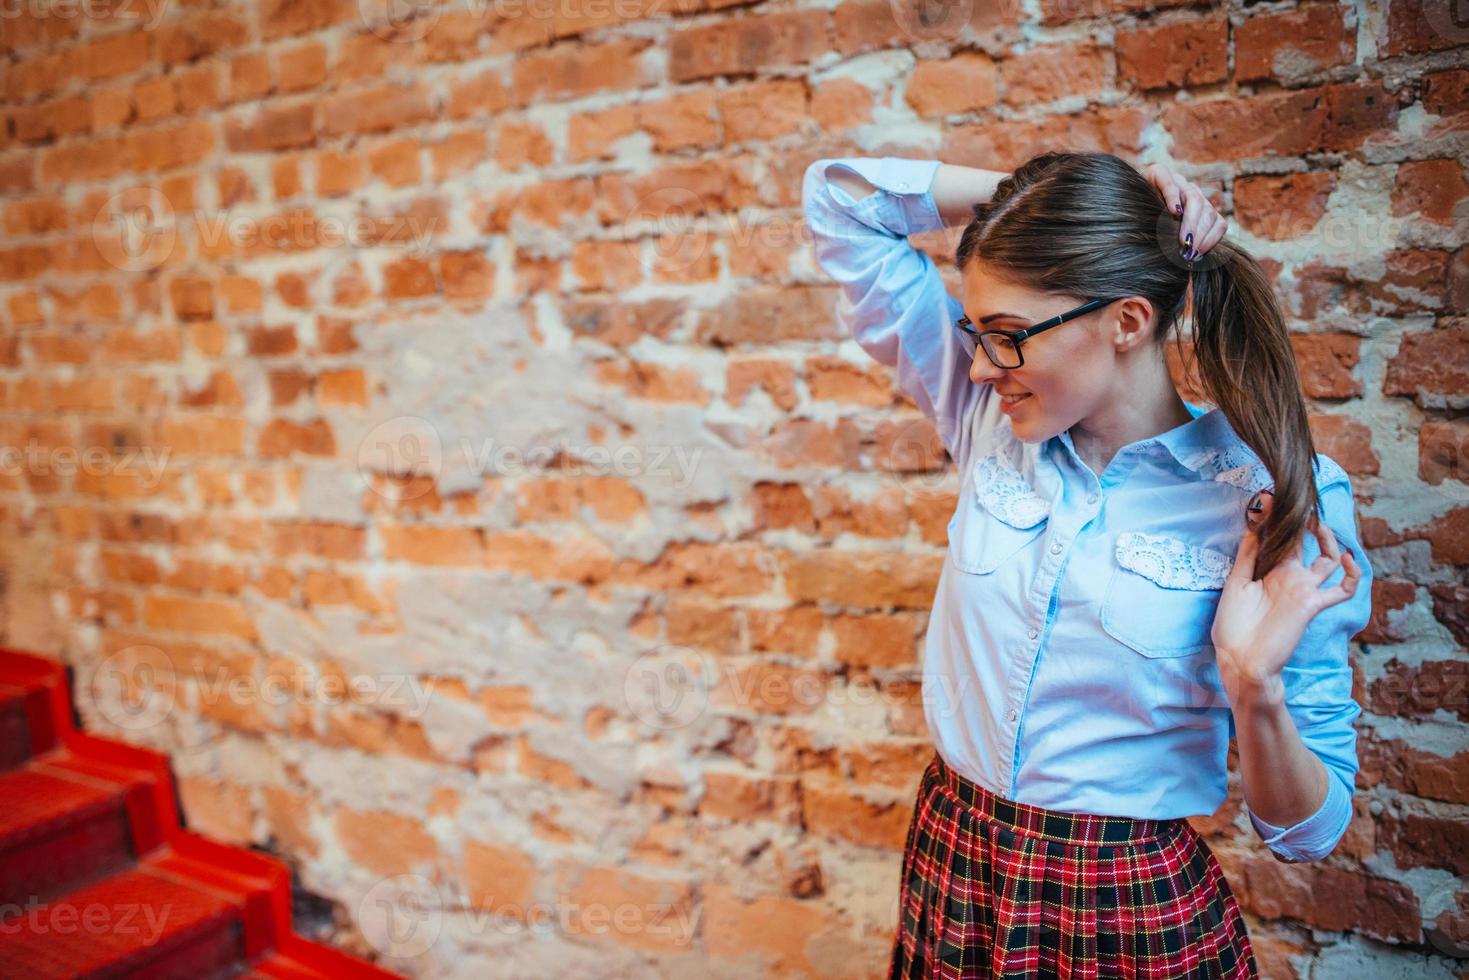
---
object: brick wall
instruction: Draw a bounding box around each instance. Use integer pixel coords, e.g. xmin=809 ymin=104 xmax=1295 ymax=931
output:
xmin=1 ymin=0 xmax=1465 ymax=976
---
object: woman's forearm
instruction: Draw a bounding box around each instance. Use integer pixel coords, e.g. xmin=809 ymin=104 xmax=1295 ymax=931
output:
xmin=932 ymin=163 xmax=1008 ymax=228
xmin=1231 ymin=675 xmax=1329 ymax=828
xmin=824 ymin=160 xmax=1008 ymax=229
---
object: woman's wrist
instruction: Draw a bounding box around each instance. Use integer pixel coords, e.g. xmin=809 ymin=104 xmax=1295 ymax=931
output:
xmin=1220 ymin=660 xmax=1287 ymax=712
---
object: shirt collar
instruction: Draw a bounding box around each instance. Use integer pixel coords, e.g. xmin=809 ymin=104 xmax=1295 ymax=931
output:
xmin=1050 ymin=399 xmax=1235 ymax=480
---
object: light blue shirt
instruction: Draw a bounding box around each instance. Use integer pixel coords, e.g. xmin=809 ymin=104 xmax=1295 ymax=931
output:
xmin=803 ymin=155 xmax=1374 ymax=864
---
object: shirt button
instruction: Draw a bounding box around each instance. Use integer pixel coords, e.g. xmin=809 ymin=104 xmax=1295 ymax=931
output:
xmin=1027 ymin=628 xmax=1038 ymax=640
xmin=1049 ymin=542 xmax=1062 ymax=554
xmin=1007 ymin=708 xmax=1018 ymax=722
xmin=1087 ymin=493 xmax=1098 ymax=504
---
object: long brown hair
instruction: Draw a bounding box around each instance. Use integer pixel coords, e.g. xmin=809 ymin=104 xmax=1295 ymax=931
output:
xmin=955 ymin=150 xmax=1321 ymax=580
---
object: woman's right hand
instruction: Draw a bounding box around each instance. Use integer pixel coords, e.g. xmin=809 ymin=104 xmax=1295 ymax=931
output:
xmin=1140 ymin=163 xmax=1228 ymax=263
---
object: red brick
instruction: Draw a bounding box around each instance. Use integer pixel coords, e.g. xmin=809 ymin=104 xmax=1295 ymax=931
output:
xmin=1309 ymin=413 xmax=1378 ymax=475
xmin=836 ymin=0 xmax=1019 ymax=55
xmin=261 ymin=0 xmax=355 ymax=41
xmin=1359 ymin=578 xmax=1415 ymax=645
xmin=336 ymin=809 xmax=437 ymax=876
xmin=1116 ymin=20 xmax=1227 ymax=91
xmin=1430 ymin=581 xmax=1469 ymax=650
xmin=1367 ymin=659 xmax=1469 ymax=722
xmin=719 ymin=79 xmax=808 ymax=144
xmin=513 ymin=38 xmax=652 ymax=104
xmin=906 ymin=53 xmax=999 ymax=118
xmin=812 ymin=78 xmax=874 ymax=132
xmin=463 ymin=840 xmax=536 ymax=915
xmin=801 ymin=781 xmax=910 ymax=848
xmin=1383 ymin=0 xmax=1465 ymax=57
xmin=1235 ymin=6 xmax=1355 ymax=83
xmin=670 ymin=11 xmax=826 ymax=84
xmin=1165 ymin=82 xmax=1396 ymax=162
xmin=226 ymin=103 xmax=315 ymax=153
xmin=1291 ymin=333 xmax=1361 ymax=398
xmin=702 ymin=883 xmax=836 ymax=972
xmin=1001 ymin=42 xmax=1109 ymax=105
xmin=1421 ymin=420 xmax=1469 ymax=486
xmin=1360 ymin=735 xmax=1469 ymax=805
xmin=1380 ymin=808 xmax=1469 ymax=875
xmin=1232 ymin=855 xmax=1420 ymax=942
xmin=321 ymin=84 xmax=435 ymax=137
xmin=830 ymin=612 xmax=920 ymax=669
xmin=257 ymin=418 xmax=334 ymax=457
xmin=944 ymin=106 xmax=1148 ymax=171
xmin=1234 ymin=172 xmax=1336 ymax=241
xmin=494 ymin=119 xmax=553 ymax=170
xmin=698 ymin=771 xmax=801 ymax=823
xmin=1384 ymin=327 xmax=1469 ymax=399
xmin=1393 ymin=159 xmax=1469 ymax=227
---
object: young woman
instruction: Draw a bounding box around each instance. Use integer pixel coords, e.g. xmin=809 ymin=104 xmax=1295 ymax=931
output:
xmin=802 ymin=152 xmax=1373 ymax=979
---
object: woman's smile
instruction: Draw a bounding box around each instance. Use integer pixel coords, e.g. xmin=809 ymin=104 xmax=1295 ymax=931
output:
xmin=1001 ymin=392 xmax=1033 ymax=412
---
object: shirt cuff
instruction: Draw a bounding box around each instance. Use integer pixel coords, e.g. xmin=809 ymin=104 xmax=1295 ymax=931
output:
xmin=819 ymin=157 xmax=945 ymax=237
xmin=1247 ymin=771 xmax=1353 ymax=863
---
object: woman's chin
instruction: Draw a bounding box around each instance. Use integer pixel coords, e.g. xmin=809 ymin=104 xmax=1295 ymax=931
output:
xmin=1007 ymin=412 xmax=1056 ymax=444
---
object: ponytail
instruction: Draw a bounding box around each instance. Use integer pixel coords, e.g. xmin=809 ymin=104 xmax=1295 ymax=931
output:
xmin=1185 ymin=244 xmax=1322 ymax=580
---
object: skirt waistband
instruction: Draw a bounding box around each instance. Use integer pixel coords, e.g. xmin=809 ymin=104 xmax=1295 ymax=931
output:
xmin=930 ymin=750 xmax=1184 ymax=847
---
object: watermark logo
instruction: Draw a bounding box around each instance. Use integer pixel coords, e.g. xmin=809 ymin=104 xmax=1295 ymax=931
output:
xmin=354 ymin=418 xmax=710 ymax=502
xmin=359 ymin=873 xmax=443 ymax=958
xmin=92 ymin=186 xmax=178 ymax=273
xmin=91 ymin=645 xmax=177 ymax=732
xmin=622 ymin=184 xmax=711 ymax=280
xmin=357 ymin=415 xmax=444 ymax=501
xmin=358 ymin=0 xmax=442 ymax=42
xmin=888 ymin=0 xmax=975 ymax=43
xmin=1422 ymin=0 xmax=1469 ymax=45
xmin=622 ymin=646 xmax=711 ymax=731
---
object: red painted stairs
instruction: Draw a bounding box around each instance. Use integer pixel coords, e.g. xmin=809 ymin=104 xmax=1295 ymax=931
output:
xmin=0 ymin=647 xmax=404 ymax=979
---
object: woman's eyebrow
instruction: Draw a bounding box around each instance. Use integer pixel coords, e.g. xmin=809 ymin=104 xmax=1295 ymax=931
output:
xmin=978 ymin=311 xmax=1029 ymax=324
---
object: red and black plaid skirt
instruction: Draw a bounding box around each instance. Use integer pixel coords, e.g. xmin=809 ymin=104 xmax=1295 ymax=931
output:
xmin=889 ymin=751 xmax=1259 ymax=979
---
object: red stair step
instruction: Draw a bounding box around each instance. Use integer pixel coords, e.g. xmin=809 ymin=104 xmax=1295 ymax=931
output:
xmin=0 ymin=652 xmax=69 ymax=763
xmin=0 ymin=690 xmax=31 ymax=769
xmin=0 ymin=766 xmax=135 ymax=907
xmin=0 ymin=648 xmax=402 ymax=979
xmin=0 ymin=864 xmax=245 ymax=979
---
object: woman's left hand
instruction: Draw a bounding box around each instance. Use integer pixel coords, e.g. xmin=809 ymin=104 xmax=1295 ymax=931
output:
xmin=1211 ymin=498 xmax=1362 ymax=703
xmin=1140 ymin=163 xmax=1228 ymax=262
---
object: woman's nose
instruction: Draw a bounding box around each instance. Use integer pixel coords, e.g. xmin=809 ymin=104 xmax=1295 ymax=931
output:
xmin=968 ymin=352 xmax=1006 ymax=385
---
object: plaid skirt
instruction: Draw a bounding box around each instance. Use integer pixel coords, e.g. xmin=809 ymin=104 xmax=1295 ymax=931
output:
xmin=889 ymin=751 xmax=1259 ymax=979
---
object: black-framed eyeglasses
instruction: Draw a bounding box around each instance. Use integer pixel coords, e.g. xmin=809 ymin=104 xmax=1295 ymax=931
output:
xmin=955 ymin=297 xmax=1114 ymax=368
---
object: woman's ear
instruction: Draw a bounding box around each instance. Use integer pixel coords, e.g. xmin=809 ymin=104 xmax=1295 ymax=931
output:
xmin=1111 ymin=295 xmax=1157 ymax=353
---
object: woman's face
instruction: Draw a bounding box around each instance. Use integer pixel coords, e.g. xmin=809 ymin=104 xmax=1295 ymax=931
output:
xmin=959 ymin=261 xmax=1145 ymax=444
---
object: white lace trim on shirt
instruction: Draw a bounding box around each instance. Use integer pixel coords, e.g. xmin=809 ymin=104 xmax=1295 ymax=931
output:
xmin=1176 ymin=445 xmax=1349 ymax=496
xmin=1115 ymin=530 xmax=1235 ymax=590
xmin=973 ymin=426 xmax=1050 ymax=529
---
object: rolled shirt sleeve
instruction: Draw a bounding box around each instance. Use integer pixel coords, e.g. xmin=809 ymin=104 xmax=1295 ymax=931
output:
xmin=1244 ymin=466 xmax=1373 ymax=863
xmin=801 ymin=156 xmax=985 ymax=468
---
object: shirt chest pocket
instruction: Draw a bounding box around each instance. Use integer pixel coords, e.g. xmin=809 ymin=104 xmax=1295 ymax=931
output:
xmin=947 ymin=450 xmax=1050 ymax=574
xmin=1101 ymin=531 xmax=1236 ymax=658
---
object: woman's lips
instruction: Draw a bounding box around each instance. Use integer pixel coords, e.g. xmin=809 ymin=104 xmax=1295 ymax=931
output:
xmin=1000 ymin=392 xmax=1032 ymax=412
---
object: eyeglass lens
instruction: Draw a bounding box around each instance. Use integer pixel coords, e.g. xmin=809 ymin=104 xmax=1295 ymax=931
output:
xmin=981 ymin=334 xmax=1021 ymax=368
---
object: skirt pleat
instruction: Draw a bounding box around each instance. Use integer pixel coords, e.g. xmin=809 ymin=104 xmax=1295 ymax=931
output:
xmin=888 ymin=751 xmax=1259 ymax=980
